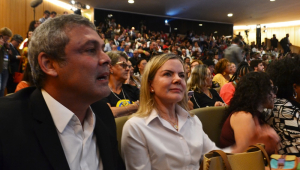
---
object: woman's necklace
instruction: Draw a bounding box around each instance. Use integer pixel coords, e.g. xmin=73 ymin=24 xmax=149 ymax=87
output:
xmin=160 ymin=114 xmax=178 ymax=130
xmin=108 ymin=86 xmax=126 ymax=100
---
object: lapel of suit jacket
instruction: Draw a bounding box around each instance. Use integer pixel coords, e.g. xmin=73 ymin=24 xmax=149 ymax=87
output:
xmin=30 ymin=89 xmax=70 ymax=170
xmin=94 ymin=114 xmax=115 ymax=169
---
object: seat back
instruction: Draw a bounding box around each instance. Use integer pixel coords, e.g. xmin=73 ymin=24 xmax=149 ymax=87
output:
xmin=190 ymin=106 xmax=226 ymax=147
xmin=115 ymin=116 xmax=129 ymax=154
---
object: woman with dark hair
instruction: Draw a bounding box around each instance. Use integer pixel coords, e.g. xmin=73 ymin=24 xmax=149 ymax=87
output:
xmin=134 ymin=58 xmax=147 ymax=81
xmin=220 ymin=72 xmax=279 ymax=154
xmin=265 ymin=56 xmax=300 ymax=156
xmin=220 ymin=62 xmax=251 ymax=105
xmin=183 ymin=57 xmax=190 ymax=65
xmin=15 ymin=63 xmax=34 ymax=92
xmin=212 ymin=58 xmax=232 ymax=87
xmin=187 ymin=64 xmax=225 ymax=108
xmin=28 ymin=20 xmax=40 ymax=32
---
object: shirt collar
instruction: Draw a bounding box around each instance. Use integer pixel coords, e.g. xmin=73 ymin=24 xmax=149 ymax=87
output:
xmin=145 ymin=104 xmax=191 ymax=126
xmin=41 ymin=89 xmax=95 ymax=133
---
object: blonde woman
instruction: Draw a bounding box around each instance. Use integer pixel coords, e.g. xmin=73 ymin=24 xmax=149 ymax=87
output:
xmin=121 ymin=53 xmax=231 ymax=169
xmin=187 ymin=64 xmax=225 ymax=108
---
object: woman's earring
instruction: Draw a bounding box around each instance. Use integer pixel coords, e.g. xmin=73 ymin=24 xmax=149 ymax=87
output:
xmin=294 ymin=90 xmax=297 ymax=99
xmin=110 ymin=72 xmax=114 ymax=74
xmin=151 ymin=89 xmax=154 ymax=93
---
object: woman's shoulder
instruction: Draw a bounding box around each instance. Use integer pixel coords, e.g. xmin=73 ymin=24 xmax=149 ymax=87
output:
xmin=231 ymin=111 xmax=253 ymax=121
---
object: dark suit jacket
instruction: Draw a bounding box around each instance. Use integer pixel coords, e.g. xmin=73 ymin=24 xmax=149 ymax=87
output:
xmin=8 ymin=43 xmax=21 ymax=74
xmin=0 ymin=87 xmax=125 ymax=170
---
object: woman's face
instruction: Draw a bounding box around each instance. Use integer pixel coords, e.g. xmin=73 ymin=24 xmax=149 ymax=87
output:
xmin=263 ymin=84 xmax=277 ymax=109
xmin=28 ymin=31 xmax=33 ymax=38
xmin=185 ymin=58 xmax=190 ymax=64
xmin=185 ymin=64 xmax=190 ymax=74
xmin=138 ymin=59 xmax=147 ymax=72
xmin=150 ymin=59 xmax=186 ymax=105
xmin=230 ymin=63 xmax=236 ymax=74
xmin=128 ymin=60 xmax=134 ymax=76
xmin=110 ymin=57 xmax=129 ymax=82
xmin=191 ymin=62 xmax=199 ymax=71
xmin=224 ymin=62 xmax=232 ymax=74
xmin=205 ymin=68 xmax=213 ymax=87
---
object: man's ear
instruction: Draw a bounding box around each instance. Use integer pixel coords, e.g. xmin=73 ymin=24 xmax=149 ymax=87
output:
xmin=38 ymin=52 xmax=58 ymax=77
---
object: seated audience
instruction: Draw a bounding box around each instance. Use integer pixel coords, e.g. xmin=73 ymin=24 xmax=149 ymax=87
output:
xmin=101 ymin=51 xmax=140 ymax=117
xmin=188 ymin=64 xmax=225 ymax=108
xmin=220 ymin=72 xmax=279 ymax=154
xmin=126 ymin=60 xmax=141 ymax=88
xmin=184 ymin=63 xmax=191 ymax=79
xmin=121 ymin=53 xmax=231 ymax=169
xmin=183 ymin=57 xmax=190 ymax=65
xmin=230 ymin=62 xmax=236 ymax=75
xmin=250 ymin=59 xmax=264 ymax=72
xmin=134 ymin=58 xmax=147 ymax=81
xmin=190 ymin=59 xmax=203 ymax=71
xmin=265 ymin=56 xmax=300 ymax=156
xmin=0 ymin=27 xmax=13 ymax=97
xmin=203 ymin=59 xmax=215 ymax=77
xmin=212 ymin=58 xmax=232 ymax=87
xmin=15 ymin=63 xmax=34 ymax=92
xmin=220 ymin=62 xmax=251 ymax=105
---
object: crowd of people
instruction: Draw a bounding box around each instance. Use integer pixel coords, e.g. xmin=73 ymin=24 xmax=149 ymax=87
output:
xmin=0 ymin=13 xmax=300 ymax=169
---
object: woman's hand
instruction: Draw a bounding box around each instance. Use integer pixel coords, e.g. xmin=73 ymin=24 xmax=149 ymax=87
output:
xmin=254 ymin=118 xmax=280 ymax=154
xmin=214 ymin=101 xmax=225 ymax=106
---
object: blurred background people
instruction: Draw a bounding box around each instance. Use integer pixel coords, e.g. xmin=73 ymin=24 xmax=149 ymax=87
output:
xmin=220 ymin=62 xmax=251 ymax=105
xmin=220 ymin=72 xmax=279 ymax=154
xmin=101 ymin=51 xmax=140 ymax=117
xmin=187 ymin=64 xmax=225 ymax=108
xmin=266 ymin=56 xmax=300 ymax=156
xmin=213 ymin=58 xmax=232 ymax=87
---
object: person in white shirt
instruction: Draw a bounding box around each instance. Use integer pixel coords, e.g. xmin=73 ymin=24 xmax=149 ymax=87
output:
xmin=0 ymin=14 xmax=125 ymax=170
xmin=121 ymin=53 xmax=232 ymax=170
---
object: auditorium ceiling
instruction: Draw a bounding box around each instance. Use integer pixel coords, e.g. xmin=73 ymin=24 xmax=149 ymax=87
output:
xmin=71 ymin=0 xmax=300 ymax=25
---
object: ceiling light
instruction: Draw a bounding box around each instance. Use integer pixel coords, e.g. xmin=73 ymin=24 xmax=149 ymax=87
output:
xmin=199 ymin=24 xmax=203 ymax=26
xmin=71 ymin=6 xmax=77 ymax=11
xmin=227 ymin=13 xmax=233 ymax=17
xmin=70 ymin=0 xmax=75 ymax=5
xmin=270 ymin=0 xmax=275 ymax=1
xmin=45 ymin=0 xmax=73 ymax=10
xmin=174 ymin=28 xmax=177 ymax=30
xmin=86 ymin=5 xmax=90 ymax=9
xmin=214 ymin=31 xmax=218 ymax=33
xmin=128 ymin=0 xmax=134 ymax=3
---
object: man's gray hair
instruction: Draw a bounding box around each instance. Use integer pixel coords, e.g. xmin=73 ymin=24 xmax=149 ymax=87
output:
xmin=28 ymin=14 xmax=96 ymax=88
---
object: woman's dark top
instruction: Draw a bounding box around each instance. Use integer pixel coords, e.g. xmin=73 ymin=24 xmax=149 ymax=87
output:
xmin=101 ymin=84 xmax=140 ymax=107
xmin=190 ymin=88 xmax=224 ymax=109
xmin=220 ymin=110 xmax=264 ymax=148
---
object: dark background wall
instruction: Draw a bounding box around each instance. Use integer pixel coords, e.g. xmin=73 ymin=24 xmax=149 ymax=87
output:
xmin=94 ymin=8 xmax=233 ymax=37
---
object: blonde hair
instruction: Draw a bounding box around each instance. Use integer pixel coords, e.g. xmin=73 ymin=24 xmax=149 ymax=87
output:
xmin=187 ymin=64 xmax=209 ymax=93
xmin=130 ymin=53 xmax=190 ymax=118
xmin=190 ymin=59 xmax=203 ymax=66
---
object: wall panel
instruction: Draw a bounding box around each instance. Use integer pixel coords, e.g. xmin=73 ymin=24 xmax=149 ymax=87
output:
xmin=0 ymin=0 xmax=73 ymax=40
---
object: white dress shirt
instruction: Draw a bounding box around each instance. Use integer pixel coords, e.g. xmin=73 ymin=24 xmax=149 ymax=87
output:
xmin=42 ymin=90 xmax=103 ymax=170
xmin=121 ymin=105 xmax=229 ymax=170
